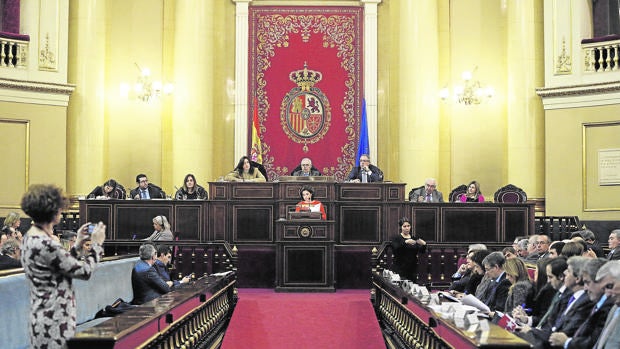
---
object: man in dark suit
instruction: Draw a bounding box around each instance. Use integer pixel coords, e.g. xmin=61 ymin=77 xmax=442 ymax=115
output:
xmin=409 ymin=178 xmax=444 ymax=202
xmin=607 ymin=229 xmax=620 ymax=260
xmin=292 ymin=157 xmax=321 ymax=176
xmin=131 ymin=244 xmax=171 ymax=305
xmin=545 ymin=257 xmax=593 ymax=333
xmin=535 ymin=234 xmax=552 ymax=260
xmin=549 ymin=258 xmax=613 ymax=348
xmin=153 ymin=245 xmax=190 ymax=288
xmin=592 ymin=260 xmax=620 ymax=349
xmin=129 ymin=173 xmax=166 ymax=200
xmin=480 ymin=252 xmax=511 ymax=312
xmin=0 ymin=238 xmax=21 ymax=270
xmin=514 ymin=257 xmax=571 ymax=335
xmin=519 ymin=257 xmax=594 ymax=349
xmin=346 ymin=154 xmax=383 ymax=183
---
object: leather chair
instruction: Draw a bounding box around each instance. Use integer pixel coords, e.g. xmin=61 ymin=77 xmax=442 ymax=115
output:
xmin=449 ymin=184 xmax=468 ymax=202
xmin=493 ymin=184 xmax=527 ymax=203
xmin=407 ymin=185 xmax=424 ymax=202
xmin=290 ymin=164 xmax=320 ymax=175
xmin=115 ymin=183 xmax=127 ymax=199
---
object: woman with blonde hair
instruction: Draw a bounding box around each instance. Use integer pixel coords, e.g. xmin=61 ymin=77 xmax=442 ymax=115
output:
xmin=1 ymin=211 xmax=22 ymax=241
xmin=503 ymin=257 xmax=534 ymax=313
xmin=144 ymin=215 xmax=173 ymax=241
xmin=460 ymin=180 xmax=485 ymax=202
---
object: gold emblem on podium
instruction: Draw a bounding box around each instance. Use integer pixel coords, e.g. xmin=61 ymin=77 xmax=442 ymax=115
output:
xmin=299 ymin=226 xmax=312 ymax=238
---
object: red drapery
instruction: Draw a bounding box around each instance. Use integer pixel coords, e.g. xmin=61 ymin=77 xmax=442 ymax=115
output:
xmin=248 ymin=6 xmax=363 ymax=181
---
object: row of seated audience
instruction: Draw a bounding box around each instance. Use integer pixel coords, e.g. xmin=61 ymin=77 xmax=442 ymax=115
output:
xmin=440 ymin=229 xmax=620 ymax=349
xmin=4 ymin=184 xmax=620 ymax=348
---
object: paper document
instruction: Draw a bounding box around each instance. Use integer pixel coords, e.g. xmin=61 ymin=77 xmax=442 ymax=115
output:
xmin=461 ymin=294 xmax=490 ymax=313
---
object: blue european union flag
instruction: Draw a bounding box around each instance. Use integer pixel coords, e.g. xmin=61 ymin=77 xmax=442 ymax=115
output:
xmin=355 ymin=98 xmax=369 ymax=166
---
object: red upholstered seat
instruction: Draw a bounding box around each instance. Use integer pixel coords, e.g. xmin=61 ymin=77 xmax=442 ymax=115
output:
xmin=526 ymin=267 xmax=536 ymax=281
xmin=493 ymin=184 xmax=527 ymax=203
xmin=449 ymin=184 xmax=468 ymax=202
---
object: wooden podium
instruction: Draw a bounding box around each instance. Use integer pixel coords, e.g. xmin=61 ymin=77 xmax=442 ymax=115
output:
xmin=275 ymin=216 xmax=335 ymax=292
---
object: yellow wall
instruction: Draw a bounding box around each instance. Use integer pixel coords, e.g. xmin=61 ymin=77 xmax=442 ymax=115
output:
xmin=66 ymin=0 xmax=236 ymax=196
xmin=8 ymin=0 xmax=619 ymax=225
xmin=0 ymin=101 xmax=67 ymax=215
xmin=377 ymin=0 xmax=544 ymax=201
xmin=546 ymin=104 xmax=620 ymax=220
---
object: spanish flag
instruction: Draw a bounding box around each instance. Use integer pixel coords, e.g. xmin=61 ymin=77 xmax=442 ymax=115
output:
xmin=250 ymin=97 xmax=263 ymax=163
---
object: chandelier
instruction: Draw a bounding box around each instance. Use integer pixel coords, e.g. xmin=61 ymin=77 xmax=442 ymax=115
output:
xmin=119 ymin=63 xmax=174 ymax=102
xmin=439 ymin=67 xmax=494 ymax=105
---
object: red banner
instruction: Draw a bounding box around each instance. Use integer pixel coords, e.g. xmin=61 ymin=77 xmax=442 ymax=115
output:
xmin=249 ymin=6 xmax=363 ymax=181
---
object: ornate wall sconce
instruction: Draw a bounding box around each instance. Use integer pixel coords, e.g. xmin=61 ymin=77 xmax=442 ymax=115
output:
xmin=439 ymin=67 xmax=494 ymax=105
xmin=119 ymin=63 xmax=174 ymax=102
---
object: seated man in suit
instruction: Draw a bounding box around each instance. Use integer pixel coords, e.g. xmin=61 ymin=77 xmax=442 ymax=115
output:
xmin=346 ymin=154 xmax=383 ymax=183
xmin=131 ymin=244 xmax=171 ymax=305
xmin=409 ymin=178 xmax=444 ymax=202
xmin=154 ymin=245 xmax=190 ymax=288
xmin=514 ymin=257 xmax=578 ymax=345
xmin=129 ymin=173 xmax=166 ymax=200
xmin=607 ymin=229 xmax=620 ymax=260
xmin=292 ymin=157 xmax=321 ymax=176
xmin=549 ymin=258 xmax=613 ymax=349
xmin=591 ymin=260 xmax=620 ymax=349
xmin=480 ymin=251 xmax=511 ymax=313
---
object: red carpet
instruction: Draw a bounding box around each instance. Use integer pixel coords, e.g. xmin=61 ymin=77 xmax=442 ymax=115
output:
xmin=221 ymin=289 xmax=386 ymax=349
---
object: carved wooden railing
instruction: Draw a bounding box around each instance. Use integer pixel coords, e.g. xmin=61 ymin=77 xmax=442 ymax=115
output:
xmin=534 ymin=215 xmax=581 ymax=241
xmin=373 ymin=281 xmax=447 ymax=348
xmin=371 ymin=273 xmax=532 ymax=349
xmin=143 ymin=278 xmax=236 ymax=349
xmin=68 ymin=273 xmax=237 ymax=349
xmin=103 ymin=241 xmax=238 ymax=279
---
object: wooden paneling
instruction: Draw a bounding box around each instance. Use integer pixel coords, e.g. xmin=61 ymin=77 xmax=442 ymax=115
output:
xmin=80 ymin=183 xmax=534 ymax=288
xmin=339 ymin=206 xmax=381 ymax=243
xmin=233 ymin=205 xmax=273 ymax=242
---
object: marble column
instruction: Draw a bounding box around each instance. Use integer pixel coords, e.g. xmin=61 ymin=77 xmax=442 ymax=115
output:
xmin=396 ymin=1 xmax=440 ymax=186
xmin=168 ymin=0 xmax=217 ymax=186
xmin=506 ymin=0 xmax=545 ymax=198
xmin=67 ymin=0 xmax=106 ymax=194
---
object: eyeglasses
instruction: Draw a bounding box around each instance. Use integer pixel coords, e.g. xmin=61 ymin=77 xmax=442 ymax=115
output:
xmin=425 ymin=184 xmax=436 ymax=188
xmin=301 ymin=164 xmax=311 ymax=166
xmin=536 ymin=241 xmax=549 ymax=245
xmin=360 ymin=159 xmax=370 ymax=163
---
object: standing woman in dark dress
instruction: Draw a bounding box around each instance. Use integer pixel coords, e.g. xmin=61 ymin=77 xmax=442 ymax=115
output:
xmin=391 ymin=217 xmax=426 ymax=282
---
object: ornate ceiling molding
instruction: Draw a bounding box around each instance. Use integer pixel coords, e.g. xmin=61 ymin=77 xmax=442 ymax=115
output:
xmin=0 ymin=77 xmax=75 ymax=95
xmin=537 ymin=81 xmax=620 ymax=109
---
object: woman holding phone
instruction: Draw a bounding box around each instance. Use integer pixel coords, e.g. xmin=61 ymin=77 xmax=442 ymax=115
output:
xmin=20 ymin=184 xmax=106 ymax=349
